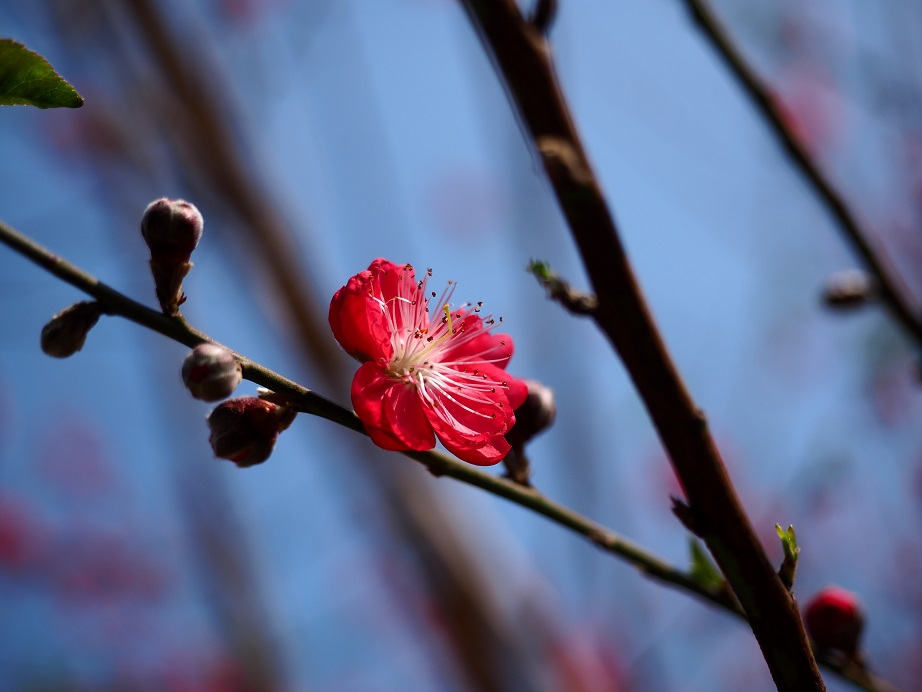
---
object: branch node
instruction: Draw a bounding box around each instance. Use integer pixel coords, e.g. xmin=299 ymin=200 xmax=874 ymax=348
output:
xmin=586 ymin=528 xmax=610 ymax=550
xmin=671 ymin=496 xmax=706 ymax=537
xmin=536 ymin=135 xmax=592 ymax=186
xmin=527 ymin=259 xmax=598 ymax=315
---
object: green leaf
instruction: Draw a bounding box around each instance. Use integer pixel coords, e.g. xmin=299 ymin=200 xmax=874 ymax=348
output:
xmin=775 ymin=523 xmax=799 ymax=561
xmin=0 ymin=39 xmax=83 ymax=108
xmin=526 ymin=259 xmax=553 ymax=281
xmin=689 ymin=538 xmax=724 ymax=590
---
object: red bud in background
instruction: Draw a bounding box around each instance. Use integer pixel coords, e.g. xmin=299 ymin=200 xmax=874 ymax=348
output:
xmin=803 ymin=585 xmax=864 ymax=657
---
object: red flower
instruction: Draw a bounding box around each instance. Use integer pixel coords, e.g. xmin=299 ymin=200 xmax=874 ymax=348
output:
xmin=330 ymin=259 xmax=527 ymax=465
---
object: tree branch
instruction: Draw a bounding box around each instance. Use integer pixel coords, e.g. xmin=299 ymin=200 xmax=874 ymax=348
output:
xmin=457 ymin=2 xmax=824 ymax=689
xmin=683 ymin=0 xmax=922 ymax=348
xmin=0 ymin=218 xmax=893 ymax=690
xmin=0 ymin=219 xmax=730 ymax=609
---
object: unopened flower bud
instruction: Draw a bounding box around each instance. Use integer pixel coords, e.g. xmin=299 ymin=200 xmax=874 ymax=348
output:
xmin=182 ymin=344 xmax=242 ymax=402
xmin=207 ymin=397 xmax=295 ymax=468
xmin=822 ymin=270 xmax=876 ymax=309
xmin=141 ymin=198 xmax=203 ymax=315
xmin=804 ymin=586 xmax=864 ymax=657
xmin=141 ymin=198 xmax=203 ymax=264
xmin=505 ymin=379 xmax=557 ymax=449
xmin=40 ymin=301 xmax=103 ymax=358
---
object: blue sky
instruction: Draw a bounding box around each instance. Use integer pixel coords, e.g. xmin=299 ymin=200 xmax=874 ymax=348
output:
xmin=1 ymin=1 xmax=921 ymax=690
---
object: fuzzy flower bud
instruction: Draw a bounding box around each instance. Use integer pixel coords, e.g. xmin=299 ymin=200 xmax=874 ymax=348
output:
xmin=141 ymin=198 xmax=203 ymax=315
xmin=40 ymin=301 xmax=103 ymax=359
xmin=804 ymin=586 xmax=864 ymax=657
xmin=207 ymin=397 xmax=296 ymax=468
xmin=505 ymin=379 xmax=557 ymax=450
xmin=141 ymin=198 xmax=203 ymax=264
xmin=182 ymin=344 xmax=242 ymax=402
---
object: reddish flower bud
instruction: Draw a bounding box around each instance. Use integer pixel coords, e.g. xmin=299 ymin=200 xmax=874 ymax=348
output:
xmin=505 ymin=379 xmax=557 ymax=449
xmin=182 ymin=344 xmax=242 ymax=402
xmin=206 ymin=397 xmax=295 ymax=468
xmin=141 ymin=198 xmax=204 ymax=315
xmin=40 ymin=301 xmax=103 ymax=358
xmin=822 ymin=270 xmax=876 ymax=309
xmin=804 ymin=586 xmax=864 ymax=656
xmin=141 ymin=198 xmax=203 ymax=265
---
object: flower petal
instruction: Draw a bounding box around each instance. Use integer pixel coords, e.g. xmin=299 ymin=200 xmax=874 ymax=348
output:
xmin=502 ymin=373 xmax=528 ymax=411
xmin=351 ymin=362 xmax=409 ymax=451
xmin=367 ymin=258 xmax=414 ymax=305
xmin=420 ymin=370 xmax=516 ymax=466
xmin=382 ymin=378 xmax=436 ymax=450
xmin=444 ymin=315 xmax=516 ymax=370
xmin=329 ymin=274 xmax=393 ymax=363
xmin=439 ymin=432 xmax=512 ymax=466
xmin=454 ymin=362 xmax=528 ymax=414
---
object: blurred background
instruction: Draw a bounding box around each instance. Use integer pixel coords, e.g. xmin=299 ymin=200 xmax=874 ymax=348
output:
xmin=1 ymin=0 xmax=921 ymax=690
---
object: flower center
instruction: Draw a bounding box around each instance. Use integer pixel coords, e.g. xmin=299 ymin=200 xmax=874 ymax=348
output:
xmin=371 ymin=266 xmax=510 ymax=410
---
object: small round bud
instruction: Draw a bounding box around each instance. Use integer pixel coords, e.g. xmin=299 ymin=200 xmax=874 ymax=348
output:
xmin=206 ymin=397 xmax=295 ymax=468
xmin=140 ymin=198 xmax=203 ymax=265
xmin=141 ymin=198 xmax=204 ymax=315
xmin=804 ymin=585 xmax=864 ymax=657
xmin=822 ymin=270 xmax=876 ymax=309
xmin=40 ymin=301 xmax=103 ymax=358
xmin=182 ymin=344 xmax=243 ymax=402
xmin=505 ymin=379 xmax=557 ymax=449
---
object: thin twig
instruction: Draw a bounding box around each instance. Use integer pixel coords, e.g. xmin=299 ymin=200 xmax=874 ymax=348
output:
xmin=0 ymin=218 xmax=731 ymax=608
xmin=458 ymin=2 xmax=825 ymax=690
xmin=0 ymin=218 xmax=894 ymax=691
xmin=683 ymin=0 xmax=922 ymax=348
xmin=528 ymin=260 xmax=598 ymax=315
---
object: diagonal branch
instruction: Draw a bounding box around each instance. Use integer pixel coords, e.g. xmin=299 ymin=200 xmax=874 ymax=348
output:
xmin=683 ymin=0 xmax=922 ymax=348
xmin=0 ymin=218 xmax=894 ymax=691
xmin=457 ymin=2 xmax=824 ymax=689
xmin=0 ymin=217 xmax=730 ymax=609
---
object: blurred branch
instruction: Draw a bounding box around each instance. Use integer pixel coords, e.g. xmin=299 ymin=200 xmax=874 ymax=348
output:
xmin=123 ymin=0 xmax=342 ymax=386
xmin=457 ymin=2 xmax=824 ymax=690
xmin=682 ymin=0 xmax=922 ymax=349
xmin=84 ymin=1 xmax=537 ymax=684
xmin=0 ymin=218 xmax=895 ymax=692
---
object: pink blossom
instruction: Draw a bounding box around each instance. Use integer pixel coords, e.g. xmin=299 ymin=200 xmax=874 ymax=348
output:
xmin=330 ymin=259 xmax=527 ymax=465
